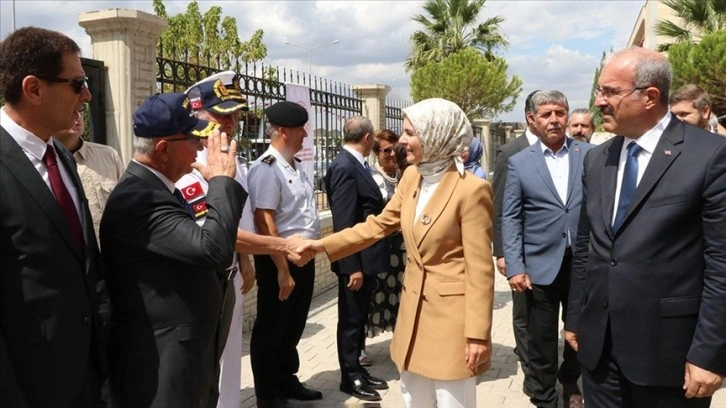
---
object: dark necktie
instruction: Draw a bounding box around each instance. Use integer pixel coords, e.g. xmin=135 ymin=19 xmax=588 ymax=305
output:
xmin=364 ymin=161 xmax=372 ymax=176
xmin=43 ymin=145 xmax=83 ymax=249
xmin=173 ymin=188 xmax=195 ymax=219
xmin=612 ymin=141 xmax=642 ymax=232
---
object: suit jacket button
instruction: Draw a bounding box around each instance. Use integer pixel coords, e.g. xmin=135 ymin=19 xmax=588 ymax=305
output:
xmin=565 ymin=209 xmax=569 ymax=213
xmin=83 ymin=316 xmax=91 ymax=324
xmin=562 ymin=233 xmax=567 ymax=238
xmin=610 ymin=259 xmax=617 ymax=266
xmin=602 ymin=300 xmax=609 ymax=308
xmin=422 ymin=294 xmax=427 ymax=301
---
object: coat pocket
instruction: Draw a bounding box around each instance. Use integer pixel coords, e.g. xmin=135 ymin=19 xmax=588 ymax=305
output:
xmin=437 ymin=280 xmax=465 ymax=296
xmin=660 ymin=295 xmax=700 ymax=317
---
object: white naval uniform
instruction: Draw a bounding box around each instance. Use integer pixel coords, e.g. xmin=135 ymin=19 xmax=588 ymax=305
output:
xmin=175 ymin=147 xmax=252 ymax=408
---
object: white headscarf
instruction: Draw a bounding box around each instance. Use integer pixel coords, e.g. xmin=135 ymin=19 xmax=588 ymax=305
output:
xmin=402 ymin=98 xmax=473 ymax=177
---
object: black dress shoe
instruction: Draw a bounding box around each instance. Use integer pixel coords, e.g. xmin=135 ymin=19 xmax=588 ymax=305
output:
xmin=340 ymin=379 xmax=382 ymax=401
xmin=282 ymin=376 xmax=323 ymax=401
xmin=360 ymin=370 xmax=389 ymax=390
xmin=256 ymin=397 xmax=290 ymax=408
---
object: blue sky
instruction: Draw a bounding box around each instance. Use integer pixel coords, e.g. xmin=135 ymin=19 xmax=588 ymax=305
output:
xmin=0 ymin=0 xmax=647 ymax=122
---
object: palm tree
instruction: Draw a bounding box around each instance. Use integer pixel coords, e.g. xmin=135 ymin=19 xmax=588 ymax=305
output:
xmin=655 ymin=0 xmax=726 ymax=51
xmin=405 ymin=0 xmax=507 ymax=72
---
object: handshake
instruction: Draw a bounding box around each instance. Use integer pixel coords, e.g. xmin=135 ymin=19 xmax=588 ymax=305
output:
xmin=284 ymin=235 xmax=324 ymax=267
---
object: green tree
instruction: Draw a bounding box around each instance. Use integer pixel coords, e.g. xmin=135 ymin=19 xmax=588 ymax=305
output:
xmin=410 ymin=48 xmax=521 ymax=119
xmin=588 ymin=49 xmax=610 ymax=131
xmin=655 ymin=0 xmax=726 ymax=51
xmin=668 ymin=30 xmax=726 ymax=116
xmin=153 ymin=0 xmax=267 ymax=71
xmin=405 ymin=0 xmax=507 ymax=72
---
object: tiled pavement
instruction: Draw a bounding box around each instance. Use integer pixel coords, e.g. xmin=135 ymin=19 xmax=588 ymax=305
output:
xmin=238 ymin=273 xmax=726 ymax=407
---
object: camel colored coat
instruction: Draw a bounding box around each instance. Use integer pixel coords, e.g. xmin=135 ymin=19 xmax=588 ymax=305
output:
xmin=322 ymin=165 xmax=495 ymax=380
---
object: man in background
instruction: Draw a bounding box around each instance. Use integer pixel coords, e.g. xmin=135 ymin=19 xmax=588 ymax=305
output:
xmin=669 ymin=84 xmax=714 ymax=132
xmin=567 ymin=108 xmax=595 ymax=143
xmin=54 ymin=108 xmax=124 ymax=240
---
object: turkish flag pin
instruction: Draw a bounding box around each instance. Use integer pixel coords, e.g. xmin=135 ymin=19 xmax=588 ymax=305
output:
xmin=664 ymin=150 xmax=672 ymax=156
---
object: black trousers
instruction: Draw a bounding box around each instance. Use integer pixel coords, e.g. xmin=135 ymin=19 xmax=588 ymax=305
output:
xmin=583 ymin=323 xmax=712 ymax=408
xmin=336 ymin=273 xmax=376 ymax=383
xmin=526 ymin=251 xmax=580 ymax=408
xmin=512 ymin=289 xmax=533 ymax=391
xmin=250 ymin=256 xmax=315 ymax=399
xmin=206 ymin=270 xmax=236 ymax=408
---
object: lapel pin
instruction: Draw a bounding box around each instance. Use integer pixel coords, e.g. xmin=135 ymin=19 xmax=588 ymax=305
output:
xmin=664 ymin=150 xmax=671 ymax=156
xmin=422 ymin=214 xmax=431 ymax=225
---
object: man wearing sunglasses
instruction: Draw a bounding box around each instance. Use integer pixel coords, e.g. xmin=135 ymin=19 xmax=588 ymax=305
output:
xmin=100 ymin=92 xmax=243 ymax=407
xmin=0 ymin=27 xmax=106 ymax=407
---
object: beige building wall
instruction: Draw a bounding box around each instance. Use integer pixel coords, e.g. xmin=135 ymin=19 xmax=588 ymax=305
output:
xmin=627 ymin=0 xmax=682 ymax=49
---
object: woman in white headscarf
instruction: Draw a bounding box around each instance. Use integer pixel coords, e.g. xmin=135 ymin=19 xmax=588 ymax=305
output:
xmin=303 ymin=98 xmax=495 ymax=407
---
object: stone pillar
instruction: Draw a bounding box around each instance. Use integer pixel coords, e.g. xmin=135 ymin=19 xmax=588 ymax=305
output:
xmin=79 ymin=9 xmax=167 ymax=163
xmin=472 ymin=118 xmax=492 ymax=173
xmin=352 ymin=84 xmax=391 ymax=132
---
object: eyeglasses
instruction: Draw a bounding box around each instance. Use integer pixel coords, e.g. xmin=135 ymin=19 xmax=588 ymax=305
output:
xmin=593 ymin=86 xmax=648 ymax=100
xmin=379 ymin=147 xmax=395 ymax=155
xmin=39 ymin=75 xmax=89 ymax=94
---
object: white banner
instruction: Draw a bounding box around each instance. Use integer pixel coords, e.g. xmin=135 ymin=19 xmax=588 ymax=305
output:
xmin=285 ymin=83 xmax=314 ymax=186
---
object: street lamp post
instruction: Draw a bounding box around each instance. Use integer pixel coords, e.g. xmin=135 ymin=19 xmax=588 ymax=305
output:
xmin=283 ymin=40 xmax=340 ymax=79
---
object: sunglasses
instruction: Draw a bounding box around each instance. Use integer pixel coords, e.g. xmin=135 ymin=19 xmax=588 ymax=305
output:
xmin=379 ymin=147 xmax=395 ymax=155
xmin=40 ymin=75 xmax=89 ymax=94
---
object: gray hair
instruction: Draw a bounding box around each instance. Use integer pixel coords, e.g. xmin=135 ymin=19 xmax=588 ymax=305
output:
xmin=133 ymin=136 xmax=157 ymax=155
xmin=605 ymin=47 xmax=672 ymax=105
xmin=569 ymin=108 xmax=595 ymax=127
xmin=529 ymin=90 xmax=569 ymax=114
xmin=343 ymin=116 xmax=374 ymax=143
xmin=265 ymin=122 xmax=280 ymax=139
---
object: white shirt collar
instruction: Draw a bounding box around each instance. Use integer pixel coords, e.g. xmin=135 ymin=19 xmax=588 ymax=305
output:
xmin=342 ymin=145 xmax=367 ymax=166
xmin=132 ymin=159 xmax=176 ymax=193
xmin=624 ymin=111 xmax=672 ymax=154
xmin=539 ymin=138 xmax=569 ymax=155
xmin=525 ymin=128 xmax=538 ymax=145
xmin=0 ymin=106 xmax=50 ymax=160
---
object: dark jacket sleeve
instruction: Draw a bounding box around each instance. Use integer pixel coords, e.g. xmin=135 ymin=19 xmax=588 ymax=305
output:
xmin=492 ymin=146 xmax=511 ymax=257
xmin=325 ymin=160 xmax=362 ymax=275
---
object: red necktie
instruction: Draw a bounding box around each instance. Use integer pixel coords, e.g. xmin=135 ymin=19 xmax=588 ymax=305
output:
xmin=43 ymin=145 xmax=84 ymax=249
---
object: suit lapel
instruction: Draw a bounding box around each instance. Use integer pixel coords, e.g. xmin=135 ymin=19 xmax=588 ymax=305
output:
xmin=0 ymin=128 xmax=83 ymax=261
xmin=342 ymin=150 xmax=380 ymax=197
xmin=530 ymin=141 xmax=564 ymax=206
xmin=616 ymin=119 xmax=682 ymax=234
xmin=601 ymin=137 xmax=624 ymax=237
xmin=412 ymin=167 xmax=459 ymax=247
xmin=565 ymin=138 xmax=581 ymax=204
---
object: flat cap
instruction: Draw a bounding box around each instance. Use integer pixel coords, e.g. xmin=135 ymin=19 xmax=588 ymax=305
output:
xmin=265 ymin=101 xmax=308 ymax=127
xmin=133 ymin=93 xmax=219 ymax=138
xmin=185 ymin=70 xmax=248 ymax=114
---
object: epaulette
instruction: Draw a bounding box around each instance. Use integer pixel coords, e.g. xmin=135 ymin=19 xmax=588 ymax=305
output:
xmin=262 ymin=155 xmax=276 ymax=165
xmin=293 ymin=156 xmax=301 ymax=163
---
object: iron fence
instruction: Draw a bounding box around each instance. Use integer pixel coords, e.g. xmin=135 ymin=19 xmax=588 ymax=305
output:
xmin=156 ymin=46 xmax=363 ymax=210
xmin=384 ymin=98 xmax=410 ymax=135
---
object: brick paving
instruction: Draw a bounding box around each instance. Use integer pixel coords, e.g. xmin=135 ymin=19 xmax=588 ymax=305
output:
xmin=237 ymin=272 xmax=726 ymax=407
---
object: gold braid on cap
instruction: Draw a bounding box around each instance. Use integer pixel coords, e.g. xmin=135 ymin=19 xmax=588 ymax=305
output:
xmin=190 ymin=121 xmax=220 ymax=138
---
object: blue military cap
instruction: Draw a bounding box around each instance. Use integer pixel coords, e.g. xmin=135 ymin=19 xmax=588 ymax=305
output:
xmin=265 ymin=101 xmax=308 ymax=127
xmin=185 ymin=70 xmax=248 ymax=114
xmin=133 ymin=93 xmax=219 ymax=138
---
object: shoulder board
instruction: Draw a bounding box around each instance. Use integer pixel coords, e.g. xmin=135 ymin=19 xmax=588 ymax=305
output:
xmin=293 ymin=156 xmax=301 ymax=163
xmin=262 ymin=155 xmax=276 ymax=165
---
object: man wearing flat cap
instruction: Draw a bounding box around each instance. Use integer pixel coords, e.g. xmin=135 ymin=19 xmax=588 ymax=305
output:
xmin=177 ymin=72 xmax=311 ymax=408
xmin=247 ymin=101 xmax=322 ymax=407
xmin=100 ymin=92 xmax=244 ymax=408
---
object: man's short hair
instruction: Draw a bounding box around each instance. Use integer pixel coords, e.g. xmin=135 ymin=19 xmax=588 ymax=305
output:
xmin=569 ymin=108 xmax=595 ymax=127
xmin=529 ymin=90 xmax=569 ymax=114
xmin=343 ymin=116 xmax=374 ymax=143
xmin=524 ymin=90 xmax=541 ymax=116
xmin=605 ymin=47 xmax=672 ymax=105
xmin=669 ymin=84 xmax=711 ymax=110
xmin=0 ymin=27 xmax=81 ymax=104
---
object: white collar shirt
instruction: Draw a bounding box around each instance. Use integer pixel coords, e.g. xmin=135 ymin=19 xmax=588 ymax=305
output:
xmin=1 ymin=107 xmax=81 ymax=216
xmin=525 ymin=128 xmax=539 ymax=146
xmin=612 ymin=112 xmax=672 ymax=224
xmin=540 ymin=140 xmax=570 ymax=205
xmin=247 ymin=146 xmax=319 ymax=239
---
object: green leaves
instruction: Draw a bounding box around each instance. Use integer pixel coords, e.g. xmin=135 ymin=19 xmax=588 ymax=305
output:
xmin=656 ymin=0 xmax=726 ymax=51
xmin=410 ymin=48 xmax=522 ymax=119
xmin=669 ymin=30 xmax=726 ymax=116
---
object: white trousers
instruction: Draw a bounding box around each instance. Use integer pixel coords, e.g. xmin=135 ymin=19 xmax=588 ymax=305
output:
xmin=217 ymin=273 xmax=244 ymax=408
xmin=400 ymin=370 xmax=477 ymax=408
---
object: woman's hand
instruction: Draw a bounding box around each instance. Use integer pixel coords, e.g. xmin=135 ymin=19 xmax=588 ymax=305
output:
xmin=465 ymin=338 xmax=492 ymax=371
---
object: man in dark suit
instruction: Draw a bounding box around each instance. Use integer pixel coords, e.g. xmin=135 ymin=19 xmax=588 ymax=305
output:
xmin=565 ymin=47 xmax=726 ymax=407
xmin=491 ymin=90 xmax=539 ymax=397
xmin=0 ymin=27 xmax=107 ymax=408
xmin=100 ymin=93 xmax=244 ymax=408
xmin=503 ymin=91 xmax=589 ymax=408
xmin=325 ymin=116 xmax=390 ymax=402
